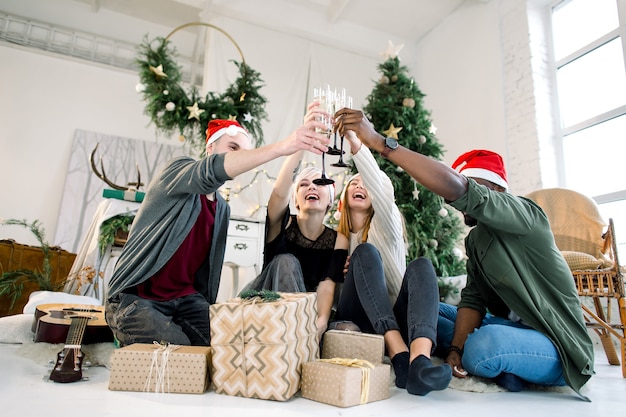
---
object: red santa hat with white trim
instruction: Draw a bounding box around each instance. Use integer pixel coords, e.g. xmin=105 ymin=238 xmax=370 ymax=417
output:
xmin=205 ymin=119 xmax=250 ymax=145
xmin=451 ymin=149 xmax=508 ymax=190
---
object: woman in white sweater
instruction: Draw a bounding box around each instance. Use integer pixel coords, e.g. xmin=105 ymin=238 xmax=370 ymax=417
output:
xmin=332 ymin=129 xmax=451 ymax=396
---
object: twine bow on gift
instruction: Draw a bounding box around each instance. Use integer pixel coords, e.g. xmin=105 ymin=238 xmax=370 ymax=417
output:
xmin=144 ymin=341 xmax=182 ymax=393
xmin=319 ymin=358 xmax=375 ymax=404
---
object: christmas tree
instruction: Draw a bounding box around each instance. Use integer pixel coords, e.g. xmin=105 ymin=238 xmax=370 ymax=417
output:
xmin=359 ymin=49 xmax=467 ymax=282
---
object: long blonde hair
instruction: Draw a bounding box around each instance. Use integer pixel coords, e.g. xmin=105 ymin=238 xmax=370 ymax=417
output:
xmin=336 ymin=174 xmax=374 ymax=242
xmin=337 ymin=174 xmax=409 ymax=250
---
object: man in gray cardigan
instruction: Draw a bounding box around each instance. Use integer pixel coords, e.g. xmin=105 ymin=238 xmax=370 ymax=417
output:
xmin=105 ymin=116 xmax=330 ymax=347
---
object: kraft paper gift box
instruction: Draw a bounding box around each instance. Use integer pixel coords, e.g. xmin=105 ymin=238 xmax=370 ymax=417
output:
xmin=322 ymin=330 xmax=385 ymax=364
xmin=301 ymin=359 xmax=391 ymax=407
xmin=108 ymin=343 xmax=211 ymax=394
xmin=209 ymin=292 xmax=319 ymax=401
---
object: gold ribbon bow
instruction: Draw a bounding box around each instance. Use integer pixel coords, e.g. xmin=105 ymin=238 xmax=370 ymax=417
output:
xmin=319 ymin=358 xmax=375 ymax=404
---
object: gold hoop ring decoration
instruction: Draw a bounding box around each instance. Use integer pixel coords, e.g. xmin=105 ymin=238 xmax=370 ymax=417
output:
xmin=165 ymin=22 xmax=245 ymax=64
xmin=136 ymin=22 xmax=267 ymax=153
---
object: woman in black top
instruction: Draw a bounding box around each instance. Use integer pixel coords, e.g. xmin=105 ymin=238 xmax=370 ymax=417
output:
xmin=242 ymin=102 xmax=349 ymax=340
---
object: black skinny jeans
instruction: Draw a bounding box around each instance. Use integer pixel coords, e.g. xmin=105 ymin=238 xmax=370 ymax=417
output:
xmin=334 ymin=243 xmax=439 ymax=348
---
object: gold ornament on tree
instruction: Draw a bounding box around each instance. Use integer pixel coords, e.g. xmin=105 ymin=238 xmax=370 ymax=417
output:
xmin=402 ymin=98 xmax=415 ymax=108
xmin=383 ymin=123 xmax=403 ymax=139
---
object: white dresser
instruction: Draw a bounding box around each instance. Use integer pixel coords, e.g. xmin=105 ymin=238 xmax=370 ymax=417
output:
xmin=218 ymin=216 xmax=265 ymax=301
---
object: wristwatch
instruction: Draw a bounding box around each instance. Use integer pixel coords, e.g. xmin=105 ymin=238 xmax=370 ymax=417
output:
xmin=381 ymin=136 xmax=398 ymax=158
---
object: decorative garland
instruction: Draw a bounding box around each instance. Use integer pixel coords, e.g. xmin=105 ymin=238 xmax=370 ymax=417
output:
xmin=136 ymin=31 xmax=268 ymax=154
xmin=239 ymin=289 xmax=281 ymax=302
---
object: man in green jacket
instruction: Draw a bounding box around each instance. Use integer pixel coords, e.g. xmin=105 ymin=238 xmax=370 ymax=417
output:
xmin=335 ymin=108 xmax=594 ymax=401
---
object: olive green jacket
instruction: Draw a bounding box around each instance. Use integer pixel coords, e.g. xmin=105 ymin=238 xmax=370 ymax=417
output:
xmin=450 ymin=179 xmax=594 ymax=395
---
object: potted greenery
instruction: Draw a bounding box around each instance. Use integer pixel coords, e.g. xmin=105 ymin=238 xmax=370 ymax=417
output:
xmin=98 ymin=214 xmax=134 ymax=255
xmin=0 ymin=218 xmax=67 ymax=310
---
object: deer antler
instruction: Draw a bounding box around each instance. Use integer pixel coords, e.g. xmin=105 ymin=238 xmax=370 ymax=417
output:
xmin=89 ymin=143 xmax=143 ymax=191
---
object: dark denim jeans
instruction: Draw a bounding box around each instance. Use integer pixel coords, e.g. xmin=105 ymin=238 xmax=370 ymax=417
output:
xmin=334 ymin=243 xmax=439 ymax=349
xmin=105 ymin=292 xmax=211 ymax=347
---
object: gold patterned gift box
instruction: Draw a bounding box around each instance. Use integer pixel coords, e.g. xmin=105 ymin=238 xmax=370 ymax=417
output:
xmin=322 ymin=330 xmax=385 ymax=364
xmin=209 ymin=292 xmax=319 ymax=401
xmin=108 ymin=343 xmax=211 ymax=394
xmin=301 ymin=359 xmax=391 ymax=407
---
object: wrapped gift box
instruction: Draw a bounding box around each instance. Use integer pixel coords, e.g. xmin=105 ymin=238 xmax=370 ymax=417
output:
xmin=322 ymin=330 xmax=385 ymax=364
xmin=301 ymin=359 xmax=391 ymax=407
xmin=209 ymin=292 xmax=319 ymax=401
xmin=108 ymin=343 xmax=211 ymax=394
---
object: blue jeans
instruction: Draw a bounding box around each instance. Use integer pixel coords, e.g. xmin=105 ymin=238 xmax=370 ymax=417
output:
xmin=334 ymin=243 xmax=439 ymax=348
xmin=437 ymin=302 xmax=566 ymax=386
xmin=105 ymin=292 xmax=211 ymax=346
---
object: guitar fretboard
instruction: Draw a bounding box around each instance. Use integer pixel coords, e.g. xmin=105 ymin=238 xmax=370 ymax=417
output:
xmin=66 ymin=315 xmax=90 ymax=346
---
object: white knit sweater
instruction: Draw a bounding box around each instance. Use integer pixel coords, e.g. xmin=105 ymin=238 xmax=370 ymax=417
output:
xmin=350 ymin=145 xmax=407 ymax=303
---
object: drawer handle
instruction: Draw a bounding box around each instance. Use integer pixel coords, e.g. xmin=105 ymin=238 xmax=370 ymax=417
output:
xmin=235 ymin=224 xmax=250 ymax=231
xmin=233 ymin=243 xmax=248 ymax=250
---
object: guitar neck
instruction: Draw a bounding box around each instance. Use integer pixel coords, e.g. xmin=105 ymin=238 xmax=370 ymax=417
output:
xmin=66 ymin=316 xmax=89 ymax=346
xmin=49 ymin=315 xmax=89 ymax=383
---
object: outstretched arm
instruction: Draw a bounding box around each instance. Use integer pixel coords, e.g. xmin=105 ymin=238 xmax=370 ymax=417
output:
xmin=222 ymin=105 xmax=329 ymax=179
xmin=265 ymin=102 xmax=331 ymax=242
xmin=335 ymin=108 xmax=468 ymax=202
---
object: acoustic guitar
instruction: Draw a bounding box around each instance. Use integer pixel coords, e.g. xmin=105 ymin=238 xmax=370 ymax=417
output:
xmin=33 ymin=303 xmax=113 ymax=383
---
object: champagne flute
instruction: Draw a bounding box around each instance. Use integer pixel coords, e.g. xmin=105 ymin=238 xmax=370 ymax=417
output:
xmin=327 ymin=88 xmax=342 ymax=156
xmin=313 ymin=85 xmax=335 ymax=185
xmin=331 ymin=94 xmax=351 ymax=168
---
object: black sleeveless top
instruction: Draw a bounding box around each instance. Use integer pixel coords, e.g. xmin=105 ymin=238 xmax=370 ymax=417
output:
xmin=263 ymin=211 xmax=347 ymax=292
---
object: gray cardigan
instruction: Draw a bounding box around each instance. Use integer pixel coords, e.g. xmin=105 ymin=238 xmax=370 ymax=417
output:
xmin=106 ymin=154 xmax=231 ymax=304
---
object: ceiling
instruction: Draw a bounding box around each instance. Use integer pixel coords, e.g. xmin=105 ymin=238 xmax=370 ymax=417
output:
xmin=71 ymin=0 xmax=474 ymax=57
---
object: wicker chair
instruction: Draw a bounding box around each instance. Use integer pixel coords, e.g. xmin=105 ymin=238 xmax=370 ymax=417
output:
xmin=526 ymin=188 xmax=625 ymax=377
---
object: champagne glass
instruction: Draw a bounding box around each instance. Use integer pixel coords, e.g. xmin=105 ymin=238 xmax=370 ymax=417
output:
xmin=331 ymin=94 xmax=352 ymax=168
xmin=313 ymin=85 xmax=335 ymax=185
xmin=327 ymin=88 xmax=343 ymax=156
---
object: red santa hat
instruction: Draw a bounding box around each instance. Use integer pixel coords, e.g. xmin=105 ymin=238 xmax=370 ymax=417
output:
xmin=205 ymin=119 xmax=250 ymax=145
xmin=451 ymin=149 xmax=508 ymax=190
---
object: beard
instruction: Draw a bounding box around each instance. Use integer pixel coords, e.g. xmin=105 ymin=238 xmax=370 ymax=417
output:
xmin=463 ymin=213 xmax=477 ymax=227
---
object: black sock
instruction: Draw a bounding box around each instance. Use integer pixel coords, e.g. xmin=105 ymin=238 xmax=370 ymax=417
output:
xmin=391 ymin=351 xmax=410 ymax=388
xmin=406 ymin=354 xmax=452 ymax=396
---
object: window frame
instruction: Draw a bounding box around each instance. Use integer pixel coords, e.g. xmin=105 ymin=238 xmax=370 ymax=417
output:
xmin=550 ymin=0 xmax=626 ymax=205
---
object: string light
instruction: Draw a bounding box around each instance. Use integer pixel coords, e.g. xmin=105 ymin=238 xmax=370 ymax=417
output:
xmin=230 ymin=169 xmax=276 ymax=198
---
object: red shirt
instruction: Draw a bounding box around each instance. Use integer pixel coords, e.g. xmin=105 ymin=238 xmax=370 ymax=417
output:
xmin=136 ymin=196 xmax=217 ymax=301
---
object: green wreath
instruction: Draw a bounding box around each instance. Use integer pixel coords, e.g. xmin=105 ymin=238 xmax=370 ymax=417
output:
xmin=136 ymin=32 xmax=268 ymax=154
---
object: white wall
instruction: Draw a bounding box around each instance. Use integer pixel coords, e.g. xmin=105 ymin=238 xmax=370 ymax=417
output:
xmin=0 ymin=44 xmax=172 ymax=246
xmin=413 ymin=0 xmax=507 ymax=176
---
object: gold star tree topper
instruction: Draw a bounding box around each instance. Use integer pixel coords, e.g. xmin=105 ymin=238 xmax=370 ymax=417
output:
xmin=383 ymin=123 xmax=403 ymax=139
xmin=380 ymin=40 xmax=405 ymax=60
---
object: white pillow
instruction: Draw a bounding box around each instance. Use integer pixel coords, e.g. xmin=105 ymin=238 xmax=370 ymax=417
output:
xmin=0 ymin=313 xmax=35 ymax=344
xmin=23 ymin=291 xmax=102 ymax=314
